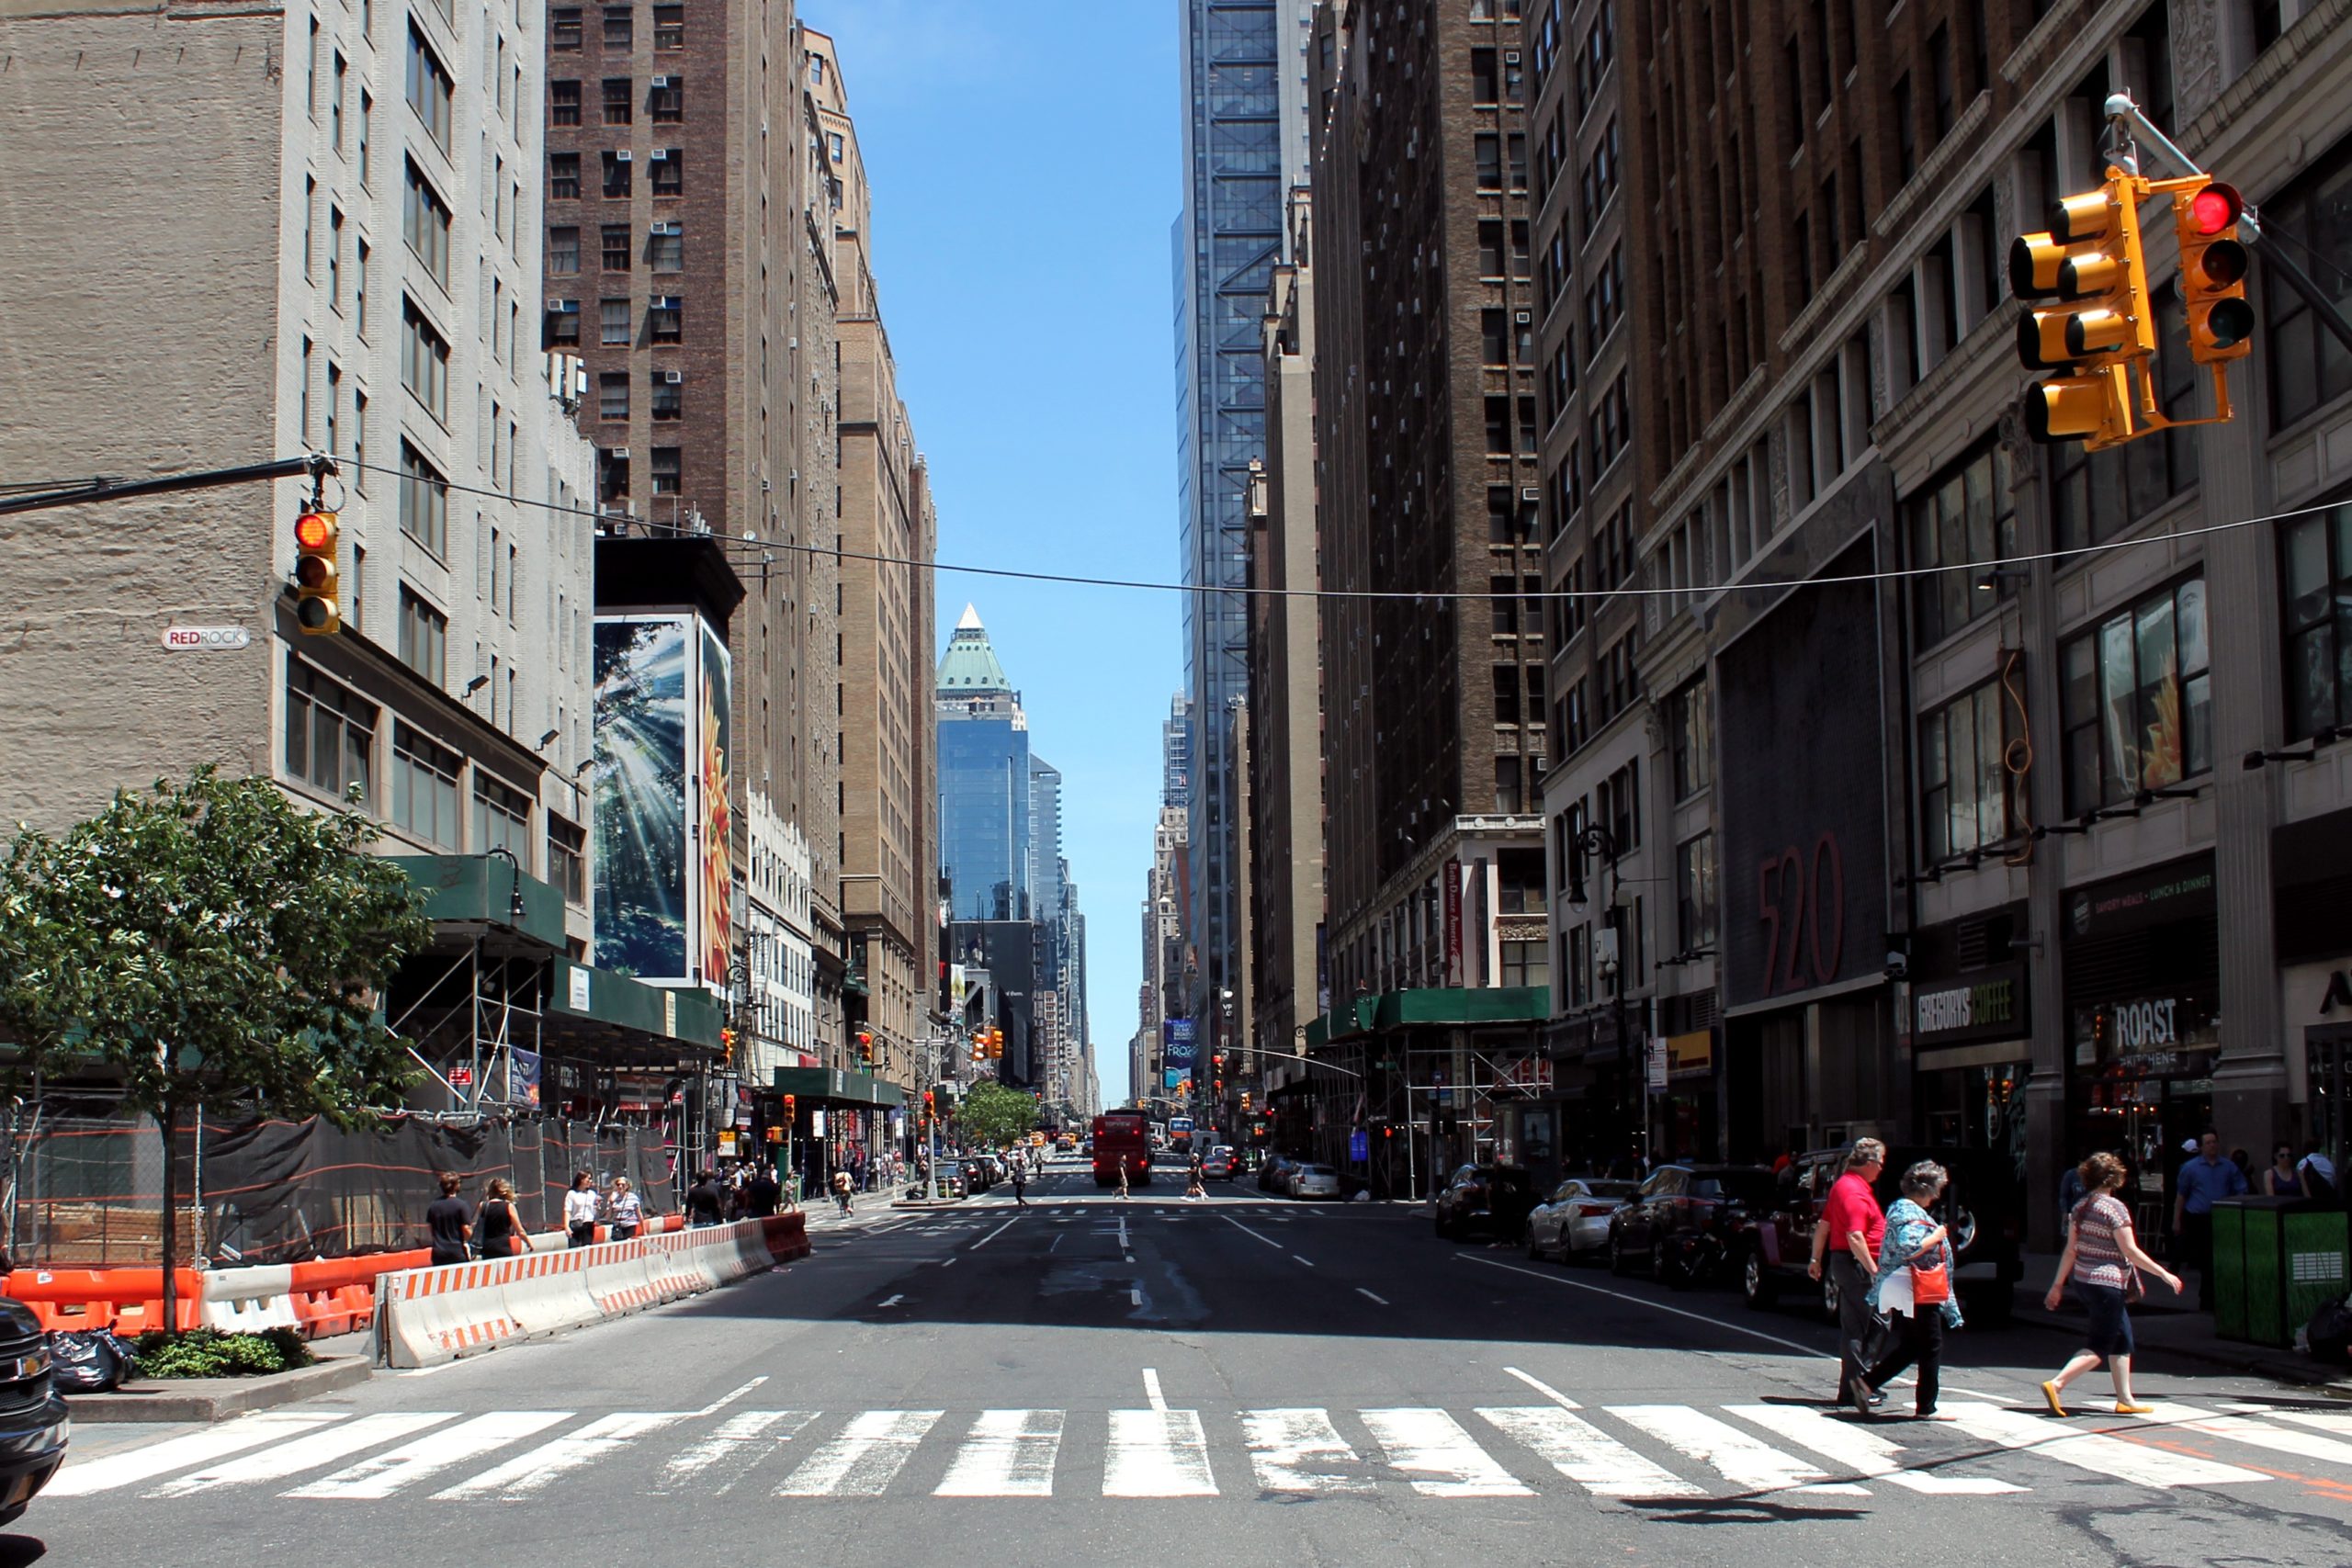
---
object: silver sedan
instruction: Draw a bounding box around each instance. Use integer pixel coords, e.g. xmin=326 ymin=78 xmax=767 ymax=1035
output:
xmin=1524 ymin=1178 xmax=1638 ymax=1261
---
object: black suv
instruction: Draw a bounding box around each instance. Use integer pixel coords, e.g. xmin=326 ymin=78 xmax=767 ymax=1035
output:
xmin=1432 ymin=1165 xmax=1538 ymax=1241
xmin=1735 ymin=1145 xmax=2024 ymax=1321
xmin=1605 ymin=1164 xmax=1780 ymax=1286
xmin=0 ymin=1297 xmax=68 ymax=1525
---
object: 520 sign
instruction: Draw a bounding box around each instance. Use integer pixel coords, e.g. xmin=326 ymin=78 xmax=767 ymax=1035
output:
xmin=1756 ymin=833 xmax=1847 ymax=997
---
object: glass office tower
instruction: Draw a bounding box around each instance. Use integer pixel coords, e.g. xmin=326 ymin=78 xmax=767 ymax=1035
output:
xmin=937 ymin=605 xmax=1031 ymax=922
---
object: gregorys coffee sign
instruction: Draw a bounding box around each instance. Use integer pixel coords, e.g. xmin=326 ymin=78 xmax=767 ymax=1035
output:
xmin=1911 ymin=963 xmax=2027 ymax=1047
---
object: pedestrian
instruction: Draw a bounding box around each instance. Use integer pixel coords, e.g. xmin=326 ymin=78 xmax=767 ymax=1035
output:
xmin=831 ymin=1166 xmax=854 ymax=1216
xmin=2058 ymin=1158 xmax=2088 ymax=1239
xmin=607 ymin=1177 xmax=643 ymax=1240
xmin=2300 ymin=1143 xmax=2339 ymax=1202
xmin=1011 ymin=1158 xmax=1029 ymax=1209
xmin=1117 ymin=1158 xmax=1130 ymax=1201
xmin=1809 ymin=1137 xmax=1889 ymax=1410
xmin=426 ymin=1171 xmax=473 ymax=1267
xmin=2172 ymin=1130 xmax=2248 ymax=1311
xmin=745 ymin=1162 xmax=782 ymax=1217
xmin=1186 ymin=1154 xmax=1206 ymax=1201
xmin=564 ymin=1170 xmax=602 ymax=1248
xmin=1853 ymin=1161 xmax=1962 ymax=1420
xmin=2042 ymin=1151 xmax=2184 ymax=1416
xmin=2263 ymin=1143 xmax=2306 ymax=1199
xmin=476 ymin=1177 xmax=531 ymax=1258
xmin=686 ymin=1168 xmax=725 ymax=1228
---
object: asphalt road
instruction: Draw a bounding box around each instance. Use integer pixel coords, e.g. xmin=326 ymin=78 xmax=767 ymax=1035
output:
xmin=22 ymin=1156 xmax=2352 ymax=1567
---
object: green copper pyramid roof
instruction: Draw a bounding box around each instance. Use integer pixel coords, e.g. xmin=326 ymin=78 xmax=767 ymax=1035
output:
xmin=936 ymin=603 xmax=1014 ymax=695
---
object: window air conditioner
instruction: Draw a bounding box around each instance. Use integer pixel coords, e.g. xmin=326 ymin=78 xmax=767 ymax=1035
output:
xmin=1514 ymin=310 xmax=1532 ymax=324
xmin=650 ymin=75 xmax=670 ymax=87
xmin=553 ymin=299 xmax=579 ymax=312
xmin=1505 ymin=51 xmax=1521 ymax=64
xmin=615 ymin=149 xmax=632 ymax=161
xmin=1521 ymin=487 xmax=1540 ymax=502
xmin=650 ymin=148 xmax=669 ymax=160
xmin=663 ymin=370 xmax=683 ymax=384
xmin=612 ymin=447 xmax=630 ymax=459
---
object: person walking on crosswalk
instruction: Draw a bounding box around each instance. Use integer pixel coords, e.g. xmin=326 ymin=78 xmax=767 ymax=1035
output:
xmin=1810 ymin=1138 xmax=1887 ymax=1410
xmin=1852 ymin=1161 xmax=1962 ymax=1420
xmin=1011 ymin=1159 xmax=1029 ymax=1208
xmin=2042 ymin=1151 xmax=2183 ymax=1416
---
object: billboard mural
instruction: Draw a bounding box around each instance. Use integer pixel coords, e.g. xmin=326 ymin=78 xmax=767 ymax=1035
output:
xmin=697 ymin=617 xmax=733 ymax=993
xmin=593 ymin=615 xmax=691 ymax=981
xmin=1162 ymin=1017 xmax=1197 ymax=1075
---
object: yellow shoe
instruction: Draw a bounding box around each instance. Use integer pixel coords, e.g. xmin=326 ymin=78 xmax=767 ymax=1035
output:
xmin=2115 ymin=1402 xmax=2154 ymax=1416
xmin=2039 ymin=1381 xmax=2067 ymax=1416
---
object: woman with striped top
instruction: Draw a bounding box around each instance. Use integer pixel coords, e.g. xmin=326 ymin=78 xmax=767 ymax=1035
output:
xmin=2040 ymin=1151 xmax=2183 ymax=1416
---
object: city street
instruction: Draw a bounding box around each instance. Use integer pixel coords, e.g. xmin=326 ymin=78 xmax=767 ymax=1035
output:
xmin=24 ymin=1156 xmax=2352 ymax=1567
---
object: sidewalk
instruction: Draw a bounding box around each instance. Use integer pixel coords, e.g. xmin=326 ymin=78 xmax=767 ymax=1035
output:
xmin=2010 ymin=1246 xmax=2352 ymax=1391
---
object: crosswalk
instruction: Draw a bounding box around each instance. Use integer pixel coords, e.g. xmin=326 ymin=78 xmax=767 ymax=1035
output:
xmin=52 ymin=1394 xmax=2352 ymax=1507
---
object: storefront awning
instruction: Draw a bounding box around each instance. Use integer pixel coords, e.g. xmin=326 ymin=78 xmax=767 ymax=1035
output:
xmin=770 ymin=1066 xmax=906 ymax=1108
xmin=548 ymin=960 xmax=725 ymax=1055
xmin=1306 ymin=986 xmax=1550 ymax=1046
xmin=391 ymin=854 xmax=570 ymax=951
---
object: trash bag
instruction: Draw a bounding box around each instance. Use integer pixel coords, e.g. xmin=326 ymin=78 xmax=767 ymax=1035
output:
xmin=2305 ymin=1297 xmax=2352 ymax=1366
xmin=47 ymin=1329 xmax=136 ymax=1393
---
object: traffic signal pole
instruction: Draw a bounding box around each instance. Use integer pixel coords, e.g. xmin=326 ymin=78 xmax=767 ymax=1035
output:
xmin=0 ymin=454 xmax=331 ymax=517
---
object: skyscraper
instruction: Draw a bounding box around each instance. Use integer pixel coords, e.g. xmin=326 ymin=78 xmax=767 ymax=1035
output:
xmin=1174 ymin=0 xmax=1316 ymax=1061
xmin=936 ymin=605 xmax=1029 ymax=922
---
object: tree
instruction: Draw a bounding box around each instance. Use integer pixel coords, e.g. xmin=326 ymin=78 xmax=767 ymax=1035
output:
xmin=0 ymin=767 xmax=429 ymax=1332
xmin=956 ymin=1081 xmax=1038 ymax=1150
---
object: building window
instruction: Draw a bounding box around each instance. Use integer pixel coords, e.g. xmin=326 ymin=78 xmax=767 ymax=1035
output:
xmin=331 ymin=52 xmax=347 ymax=147
xmin=1476 ymin=132 xmax=1501 ymax=189
xmin=1668 ymin=677 xmax=1712 ymax=799
xmin=549 ymin=79 xmax=581 ymax=125
xmin=601 ymin=222 xmax=631 ymax=270
xmin=402 ymin=162 xmax=450 ymax=287
xmin=602 ymin=76 xmax=632 ymax=124
xmin=405 ymin=25 xmax=452 ymax=151
xmin=548 ymin=816 xmax=586 ymax=903
xmin=602 ymin=151 xmax=633 ymax=197
xmin=1907 ymin=437 xmax=2018 ymax=646
xmin=285 ymin=659 xmax=377 ymax=805
xmin=650 ymin=229 xmax=683 ymax=271
xmin=649 ymin=76 xmax=682 ymax=122
xmin=1920 ymin=680 xmax=2017 ymax=863
xmin=600 ymin=447 xmax=630 ymax=502
xmin=473 ymin=774 xmax=533 ymax=861
xmin=1594 ymin=630 xmax=1640 ymax=726
xmin=651 ymin=373 xmax=682 ymax=420
xmin=357 ymin=89 xmax=373 ymax=186
xmin=651 ymin=151 xmax=683 ymax=195
xmin=650 ymin=446 xmax=681 ymax=493
xmin=598 ymin=371 xmax=629 ymax=420
xmin=649 ymin=297 xmax=681 ymax=342
xmin=401 ymin=299 xmax=449 ymax=421
xmin=653 ymin=4 xmax=683 ymax=48
xmin=2281 ymin=502 xmax=2352 ymax=741
xmin=601 ymin=297 xmax=631 ymax=344
xmin=399 ymin=440 xmax=447 ymax=556
xmin=390 ymin=721 xmax=461 ymax=846
xmin=1500 ymin=940 xmax=1549 ymax=990
xmin=2263 ymin=134 xmax=2352 ymax=432
xmin=397 ymin=589 xmax=448 ymax=687
xmin=2062 ymin=576 xmax=2211 ymax=816
xmin=546 ymin=301 xmax=580 ymax=345
xmin=602 ymin=6 xmax=632 ymax=49
xmin=548 ymin=226 xmax=580 ymax=275
xmin=1676 ymin=833 xmax=1716 ymax=952
xmin=549 ymin=152 xmax=581 ymax=200
xmin=551 ymin=6 xmax=582 ymax=49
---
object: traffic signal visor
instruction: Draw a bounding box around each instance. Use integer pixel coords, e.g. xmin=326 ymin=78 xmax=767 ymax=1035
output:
xmin=293 ymin=509 xmax=340 ymax=634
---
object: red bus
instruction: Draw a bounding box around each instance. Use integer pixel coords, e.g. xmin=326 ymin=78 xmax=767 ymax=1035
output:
xmin=1091 ymin=1111 xmax=1152 ymax=1187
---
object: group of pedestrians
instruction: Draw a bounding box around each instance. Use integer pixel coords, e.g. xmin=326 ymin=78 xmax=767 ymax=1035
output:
xmin=421 ymin=1168 xmax=665 ymax=1264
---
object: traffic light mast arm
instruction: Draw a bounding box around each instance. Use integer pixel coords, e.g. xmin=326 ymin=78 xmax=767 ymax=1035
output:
xmin=0 ymin=454 xmax=333 ymax=518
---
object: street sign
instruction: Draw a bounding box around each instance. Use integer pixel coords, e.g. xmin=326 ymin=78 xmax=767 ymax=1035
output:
xmin=448 ymin=1065 xmax=473 ymax=1087
xmin=1646 ymin=1037 xmax=1668 ymax=1091
xmin=1349 ymin=1128 xmax=1370 ymax=1161
xmin=160 ymin=625 xmax=252 ymax=651
xmin=811 ymin=1110 xmax=828 ymax=1136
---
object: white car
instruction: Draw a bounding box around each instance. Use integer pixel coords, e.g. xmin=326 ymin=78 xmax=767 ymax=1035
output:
xmin=1524 ymin=1178 xmax=1638 ymax=1261
xmin=1288 ymin=1163 xmax=1341 ymax=1200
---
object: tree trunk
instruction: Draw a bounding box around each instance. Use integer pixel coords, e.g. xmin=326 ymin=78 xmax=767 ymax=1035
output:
xmin=157 ymin=1099 xmax=181 ymax=1339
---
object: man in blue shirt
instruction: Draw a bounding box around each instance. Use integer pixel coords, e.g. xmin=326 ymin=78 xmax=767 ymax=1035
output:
xmin=2174 ymin=1130 xmax=2250 ymax=1311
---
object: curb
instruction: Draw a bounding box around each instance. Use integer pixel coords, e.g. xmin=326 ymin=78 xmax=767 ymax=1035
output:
xmin=62 ymin=1355 xmax=370 ymax=1424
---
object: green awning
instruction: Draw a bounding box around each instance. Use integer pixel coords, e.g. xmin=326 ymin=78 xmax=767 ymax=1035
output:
xmin=390 ymin=854 xmax=570 ymax=950
xmin=1306 ymin=986 xmax=1550 ymax=1045
xmin=770 ymin=1066 xmax=906 ymax=1107
xmin=550 ymin=960 xmax=724 ymax=1052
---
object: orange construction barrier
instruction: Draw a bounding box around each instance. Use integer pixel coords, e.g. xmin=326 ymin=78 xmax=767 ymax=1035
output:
xmin=4 ymin=1267 xmax=203 ymax=1335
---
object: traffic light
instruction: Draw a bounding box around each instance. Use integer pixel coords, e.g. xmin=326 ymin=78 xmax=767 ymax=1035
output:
xmin=719 ymin=1026 xmax=737 ymax=1065
xmin=987 ymin=1028 xmax=1004 ymax=1060
xmin=2175 ymin=181 xmax=2254 ymax=364
xmin=855 ymin=1028 xmax=874 ymax=1067
xmin=2010 ymin=175 xmax=2154 ymax=449
xmin=292 ymin=508 xmax=340 ymax=634
xmin=782 ymin=1093 xmax=797 ymax=1128
xmin=922 ymin=1089 xmax=934 ymax=1122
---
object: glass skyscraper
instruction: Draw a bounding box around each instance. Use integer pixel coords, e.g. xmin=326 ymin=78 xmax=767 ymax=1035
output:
xmin=937 ymin=604 xmax=1031 ymax=921
xmin=1174 ymin=0 xmax=1314 ymax=1030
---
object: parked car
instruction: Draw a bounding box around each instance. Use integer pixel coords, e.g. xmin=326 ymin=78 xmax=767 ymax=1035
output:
xmin=960 ymin=1157 xmax=992 ymax=1192
xmin=1288 ymin=1163 xmax=1341 ymax=1199
xmin=1201 ymin=1147 xmax=1238 ymax=1179
xmin=1523 ymin=1178 xmax=1639 ymax=1262
xmin=1432 ymin=1165 xmax=1539 ymax=1240
xmin=1736 ymin=1144 xmax=2024 ymax=1320
xmin=0 ymin=1297 xmax=67 ymax=1526
xmin=1606 ymin=1164 xmax=1779 ymax=1286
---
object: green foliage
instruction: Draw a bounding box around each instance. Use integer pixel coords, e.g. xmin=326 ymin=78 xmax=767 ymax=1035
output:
xmin=0 ymin=765 xmax=430 ymax=1126
xmin=130 ymin=1326 xmax=314 ymax=1380
xmin=956 ymin=1081 xmax=1039 ymax=1151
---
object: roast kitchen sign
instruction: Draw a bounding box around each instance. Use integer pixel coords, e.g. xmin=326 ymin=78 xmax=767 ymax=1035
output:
xmin=1911 ymin=963 xmax=2026 ymax=1047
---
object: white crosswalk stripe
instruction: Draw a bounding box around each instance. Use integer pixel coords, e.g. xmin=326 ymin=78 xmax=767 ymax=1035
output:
xmin=657 ymin=1408 xmax=819 ymax=1495
xmin=934 ymin=1409 xmax=1064 ymax=1497
xmin=1723 ymin=1404 xmax=2022 ymax=1495
xmin=1476 ymin=1405 xmax=1701 ymax=1498
xmin=1940 ymin=1402 xmax=2271 ymax=1489
xmin=434 ymin=1412 xmax=687 ymax=1500
xmin=1243 ymin=1407 xmax=1374 ymax=1494
xmin=1361 ymin=1408 xmax=1532 ymax=1497
xmin=776 ymin=1409 xmax=943 ymax=1496
xmin=1610 ymin=1405 xmax=1859 ymax=1495
xmin=48 ymin=1411 xmax=339 ymax=1498
xmin=285 ymin=1411 xmax=572 ymax=1500
xmin=146 ymin=1413 xmax=458 ymax=1497
xmin=2144 ymin=1402 xmax=2352 ymax=1468
xmin=1104 ymin=1408 xmax=1216 ymax=1496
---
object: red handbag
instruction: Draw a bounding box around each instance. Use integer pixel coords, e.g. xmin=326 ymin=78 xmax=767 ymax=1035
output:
xmin=1910 ymin=1258 xmax=1952 ymax=1306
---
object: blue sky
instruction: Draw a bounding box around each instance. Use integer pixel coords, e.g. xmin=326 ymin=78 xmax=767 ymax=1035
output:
xmin=806 ymin=1 xmax=1183 ymax=1105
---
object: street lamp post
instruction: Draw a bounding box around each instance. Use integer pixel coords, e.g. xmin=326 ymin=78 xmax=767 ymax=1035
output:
xmin=1569 ymin=823 xmax=1640 ymax=1168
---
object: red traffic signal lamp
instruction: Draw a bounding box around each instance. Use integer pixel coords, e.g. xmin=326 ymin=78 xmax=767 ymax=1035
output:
xmin=782 ymin=1093 xmax=797 ymax=1126
xmin=719 ymin=1026 xmax=738 ymax=1064
xmin=855 ymin=1028 xmax=874 ymax=1066
xmin=293 ymin=509 xmax=341 ymax=634
xmin=2175 ymin=181 xmax=2254 ymax=363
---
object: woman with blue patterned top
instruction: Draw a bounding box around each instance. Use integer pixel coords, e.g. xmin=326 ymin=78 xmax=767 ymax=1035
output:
xmin=1850 ymin=1161 xmax=1962 ymax=1420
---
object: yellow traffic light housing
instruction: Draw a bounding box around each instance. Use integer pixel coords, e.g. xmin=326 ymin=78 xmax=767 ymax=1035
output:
xmin=293 ymin=509 xmax=341 ymax=634
xmin=2175 ymin=182 xmax=2254 ymax=364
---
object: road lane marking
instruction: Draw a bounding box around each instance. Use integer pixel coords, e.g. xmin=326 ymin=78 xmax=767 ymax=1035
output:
xmin=1501 ymin=1366 xmax=1576 ymax=1407
xmin=1611 ymin=1405 xmax=1859 ymax=1495
xmin=1242 ymin=1408 xmax=1374 ymax=1493
xmin=286 ymin=1411 xmax=571 ymax=1500
xmin=1142 ymin=1368 xmax=1168 ymax=1411
xmin=435 ymin=1411 xmax=686 ymax=1500
xmin=2227 ymin=1403 xmax=2352 ymax=1440
xmin=1221 ymin=1215 xmax=1283 ymax=1249
xmin=1130 ymin=1288 xmax=1144 ymax=1306
xmin=51 ymin=1412 xmax=341 ymax=1497
xmin=1476 ymin=1406 xmax=1701 ymax=1498
xmin=1939 ymin=1403 xmax=2268 ymax=1489
xmin=1360 ymin=1408 xmax=1532 ymax=1496
xmin=970 ymin=1215 xmax=1022 ymax=1250
xmin=1048 ymin=1235 xmax=1062 ymax=1253
xmin=656 ymin=1409 xmax=817 ymax=1495
xmin=144 ymin=1413 xmax=455 ymax=1497
xmin=1356 ymin=1288 xmax=1390 ymax=1306
xmin=2143 ymin=1403 xmax=2352 ymax=1469
xmin=1292 ymin=1254 xmax=1316 ymax=1268
xmin=1104 ymin=1409 xmax=1216 ymax=1496
xmin=877 ymin=1294 xmax=905 ymax=1308
xmin=697 ymin=1377 xmax=768 ymax=1416
xmin=1456 ymin=1253 xmax=1834 ymax=1361
xmin=940 ymin=1257 xmax=959 ymax=1268
xmin=1724 ymin=1404 xmax=2022 ymax=1495
xmin=934 ymin=1409 xmax=1064 ymax=1496
xmin=776 ymin=1410 xmax=944 ymax=1496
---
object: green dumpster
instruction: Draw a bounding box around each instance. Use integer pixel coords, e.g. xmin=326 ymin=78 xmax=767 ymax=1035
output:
xmin=2211 ymin=1196 xmax=2349 ymax=1347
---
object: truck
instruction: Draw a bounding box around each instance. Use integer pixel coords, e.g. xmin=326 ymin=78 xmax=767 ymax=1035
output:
xmin=1169 ymin=1115 xmax=1194 ymax=1150
xmin=1091 ymin=1111 xmax=1152 ymax=1187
